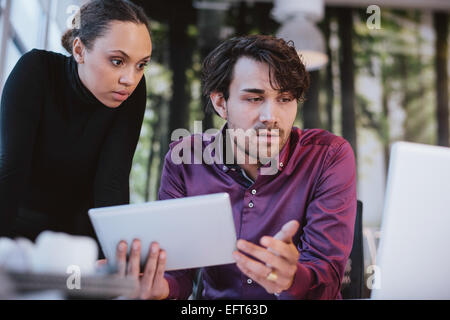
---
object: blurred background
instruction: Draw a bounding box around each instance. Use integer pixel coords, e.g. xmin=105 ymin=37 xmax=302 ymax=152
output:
xmin=0 ymin=0 xmax=449 ymax=297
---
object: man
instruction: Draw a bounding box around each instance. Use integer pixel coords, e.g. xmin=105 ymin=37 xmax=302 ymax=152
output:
xmin=116 ymin=35 xmax=357 ymax=300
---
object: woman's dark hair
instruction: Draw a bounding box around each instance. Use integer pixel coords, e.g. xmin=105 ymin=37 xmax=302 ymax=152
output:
xmin=61 ymin=0 xmax=150 ymax=54
xmin=202 ymin=35 xmax=310 ymax=114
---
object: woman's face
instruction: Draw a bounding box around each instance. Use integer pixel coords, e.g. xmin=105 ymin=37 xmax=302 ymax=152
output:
xmin=75 ymin=21 xmax=152 ymax=108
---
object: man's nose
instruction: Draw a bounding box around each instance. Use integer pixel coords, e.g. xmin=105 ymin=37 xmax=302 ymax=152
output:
xmin=259 ymin=100 xmax=278 ymax=125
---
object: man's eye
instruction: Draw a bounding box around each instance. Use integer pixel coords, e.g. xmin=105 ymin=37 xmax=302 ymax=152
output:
xmin=247 ymin=97 xmax=262 ymax=102
xmin=280 ymin=97 xmax=294 ymax=103
xmin=111 ymin=59 xmax=123 ymax=66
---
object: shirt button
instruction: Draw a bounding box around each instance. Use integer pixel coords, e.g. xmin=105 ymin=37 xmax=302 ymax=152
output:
xmin=280 ymin=162 xmax=284 ymax=168
xmin=247 ymin=279 xmax=253 ymax=284
xmin=251 ymin=189 xmax=257 ymax=195
xmin=248 ymin=202 xmax=254 ymax=208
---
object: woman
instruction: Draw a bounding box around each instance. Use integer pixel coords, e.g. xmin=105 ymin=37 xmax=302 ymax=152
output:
xmin=0 ymin=0 xmax=152 ymax=242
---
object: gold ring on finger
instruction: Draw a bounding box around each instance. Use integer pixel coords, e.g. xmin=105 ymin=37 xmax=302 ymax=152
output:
xmin=266 ymin=270 xmax=278 ymax=282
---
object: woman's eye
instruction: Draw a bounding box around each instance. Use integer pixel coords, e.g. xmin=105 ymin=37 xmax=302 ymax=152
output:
xmin=111 ymin=59 xmax=123 ymax=66
xmin=138 ymin=62 xmax=149 ymax=70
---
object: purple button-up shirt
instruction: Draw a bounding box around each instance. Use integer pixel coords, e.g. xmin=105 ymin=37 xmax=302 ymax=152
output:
xmin=159 ymin=126 xmax=356 ymax=300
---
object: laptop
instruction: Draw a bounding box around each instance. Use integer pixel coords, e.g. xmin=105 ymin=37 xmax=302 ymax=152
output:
xmin=88 ymin=193 xmax=237 ymax=271
xmin=371 ymin=142 xmax=450 ymax=299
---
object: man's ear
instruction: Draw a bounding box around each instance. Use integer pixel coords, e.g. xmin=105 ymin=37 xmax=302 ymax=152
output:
xmin=72 ymin=37 xmax=85 ymax=64
xmin=210 ymin=92 xmax=227 ymax=120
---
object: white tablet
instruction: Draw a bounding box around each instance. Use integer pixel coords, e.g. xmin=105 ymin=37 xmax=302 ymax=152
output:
xmin=88 ymin=193 xmax=237 ymax=271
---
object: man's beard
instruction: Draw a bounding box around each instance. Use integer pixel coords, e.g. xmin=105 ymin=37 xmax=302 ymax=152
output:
xmin=226 ymin=124 xmax=284 ymax=165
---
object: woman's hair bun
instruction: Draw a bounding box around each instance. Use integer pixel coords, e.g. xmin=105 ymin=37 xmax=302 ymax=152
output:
xmin=61 ymin=29 xmax=75 ymax=54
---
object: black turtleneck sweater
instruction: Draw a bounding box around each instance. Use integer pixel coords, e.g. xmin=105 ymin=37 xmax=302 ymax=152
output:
xmin=0 ymin=49 xmax=146 ymax=240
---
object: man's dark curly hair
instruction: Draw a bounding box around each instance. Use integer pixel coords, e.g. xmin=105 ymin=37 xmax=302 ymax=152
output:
xmin=201 ymin=35 xmax=310 ymax=115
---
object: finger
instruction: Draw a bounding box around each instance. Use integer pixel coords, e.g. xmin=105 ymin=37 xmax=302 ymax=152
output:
xmin=140 ymin=242 xmax=160 ymax=295
xmin=233 ymin=250 xmax=272 ymax=283
xmin=152 ymin=250 xmax=167 ymax=287
xmin=96 ymin=259 xmax=107 ymax=268
xmin=115 ymin=241 xmax=128 ymax=277
xmin=149 ymin=250 xmax=168 ymax=299
xmin=273 ymin=220 xmax=300 ymax=243
xmin=260 ymin=237 xmax=300 ymax=264
xmin=236 ymin=239 xmax=292 ymax=272
xmin=127 ymin=239 xmax=141 ymax=279
xmin=233 ymin=251 xmax=283 ymax=294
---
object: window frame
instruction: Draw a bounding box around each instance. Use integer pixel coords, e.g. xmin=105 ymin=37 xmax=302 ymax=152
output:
xmin=0 ymin=0 xmax=52 ymax=90
xmin=0 ymin=0 xmax=12 ymax=91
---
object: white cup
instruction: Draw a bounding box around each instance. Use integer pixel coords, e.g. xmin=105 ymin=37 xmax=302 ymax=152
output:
xmin=31 ymin=231 xmax=98 ymax=275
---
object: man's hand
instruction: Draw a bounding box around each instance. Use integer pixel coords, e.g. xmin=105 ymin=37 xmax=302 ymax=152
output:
xmin=115 ymin=239 xmax=170 ymax=300
xmin=232 ymin=220 xmax=300 ymax=295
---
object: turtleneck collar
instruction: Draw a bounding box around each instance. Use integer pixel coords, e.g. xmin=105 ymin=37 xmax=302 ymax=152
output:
xmin=67 ymin=55 xmax=107 ymax=107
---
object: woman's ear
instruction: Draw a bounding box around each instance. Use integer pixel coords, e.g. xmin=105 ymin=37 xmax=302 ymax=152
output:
xmin=72 ymin=37 xmax=85 ymax=64
xmin=210 ymin=92 xmax=227 ymax=120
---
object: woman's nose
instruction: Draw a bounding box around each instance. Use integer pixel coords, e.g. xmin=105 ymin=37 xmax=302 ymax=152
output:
xmin=119 ymin=68 xmax=137 ymax=86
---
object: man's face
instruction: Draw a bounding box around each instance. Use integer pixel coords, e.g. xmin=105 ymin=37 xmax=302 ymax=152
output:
xmin=212 ymin=56 xmax=298 ymax=162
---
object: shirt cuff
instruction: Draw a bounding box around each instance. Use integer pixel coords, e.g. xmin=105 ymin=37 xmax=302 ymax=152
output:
xmin=277 ymin=261 xmax=314 ymax=300
xmin=165 ymin=274 xmax=179 ymax=300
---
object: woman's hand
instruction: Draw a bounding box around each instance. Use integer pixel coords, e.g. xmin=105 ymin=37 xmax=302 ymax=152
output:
xmin=115 ymin=239 xmax=170 ymax=300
